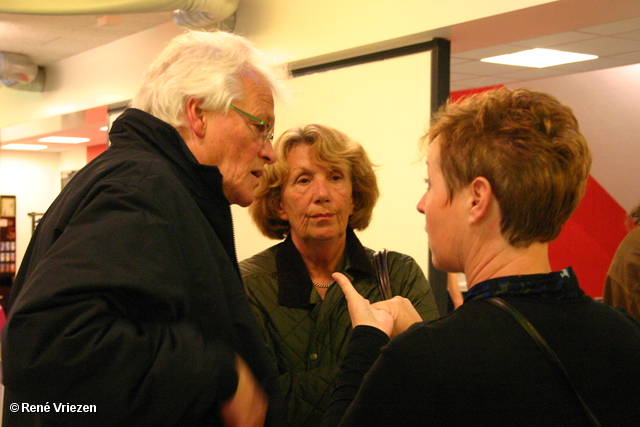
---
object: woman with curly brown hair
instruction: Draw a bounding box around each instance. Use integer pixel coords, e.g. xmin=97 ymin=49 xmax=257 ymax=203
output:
xmin=240 ymin=123 xmax=439 ymax=426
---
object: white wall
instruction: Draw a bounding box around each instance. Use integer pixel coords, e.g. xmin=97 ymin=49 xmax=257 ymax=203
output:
xmin=0 ymin=147 xmax=88 ymax=270
xmin=60 ymin=146 xmax=90 ymax=173
xmin=0 ymin=151 xmax=59 ymax=269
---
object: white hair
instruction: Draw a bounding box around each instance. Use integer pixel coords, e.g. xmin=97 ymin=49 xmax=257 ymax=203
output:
xmin=131 ymin=30 xmax=290 ymax=129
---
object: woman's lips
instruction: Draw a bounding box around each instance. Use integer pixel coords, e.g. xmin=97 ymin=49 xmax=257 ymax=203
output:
xmin=311 ymin=213 xmax=334 ymax=219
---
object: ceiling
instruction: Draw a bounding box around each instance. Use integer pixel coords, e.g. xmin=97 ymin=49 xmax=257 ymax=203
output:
xmin=2 ymin=5 xmax=640 ymax=89
xmin=0 ymin=11 xmax=174 ymax=66
xmin=449 ymin=15 xmax=640 ymax=91
xmin=0 ymin=11 xmax=174 ymax=152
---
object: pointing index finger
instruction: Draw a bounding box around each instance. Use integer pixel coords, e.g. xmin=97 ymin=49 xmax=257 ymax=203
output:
xmin=332 ymin=272 xmax=360 ymax=300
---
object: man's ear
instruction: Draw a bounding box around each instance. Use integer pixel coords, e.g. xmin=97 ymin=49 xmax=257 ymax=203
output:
xmin=468 ymin=176 xmax=493 ymax=224
xmin=184 ymin=97 xmax=207 ymax=139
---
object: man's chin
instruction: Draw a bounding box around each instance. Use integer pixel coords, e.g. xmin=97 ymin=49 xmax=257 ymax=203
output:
xmin=231 ymin=195 xmax=253 ymax=208
xmin=223 ymin=185 xmax=254 ymax=207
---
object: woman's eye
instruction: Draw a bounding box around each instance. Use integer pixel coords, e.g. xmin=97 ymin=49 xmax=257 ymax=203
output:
xmin=329 ymin=170 xmax=344 ymax=181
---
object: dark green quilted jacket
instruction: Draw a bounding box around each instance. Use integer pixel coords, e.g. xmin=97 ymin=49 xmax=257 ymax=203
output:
xmin=240 ymin=229 xmax=439 ymax=426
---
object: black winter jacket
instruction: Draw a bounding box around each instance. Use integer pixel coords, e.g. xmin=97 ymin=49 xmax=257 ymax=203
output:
xmin=2 ymin=108 xmax=283 ymax=426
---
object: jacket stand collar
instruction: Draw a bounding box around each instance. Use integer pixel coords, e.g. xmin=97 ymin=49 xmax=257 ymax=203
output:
xmin=275 ymin=227 xmax=376 ymax=308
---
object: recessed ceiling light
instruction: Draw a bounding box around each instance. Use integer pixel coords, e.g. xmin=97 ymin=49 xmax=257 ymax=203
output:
xmin=2 ymin=144 xmax=48 ymax=150
xmin=38 ymin=136 xmax=90 ymax=144
xmin=481 ymin=48 xmax=598 ymax=68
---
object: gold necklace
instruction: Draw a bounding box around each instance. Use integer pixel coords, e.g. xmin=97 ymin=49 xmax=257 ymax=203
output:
xmin=312 ymin=281 xmax=335 ymax=288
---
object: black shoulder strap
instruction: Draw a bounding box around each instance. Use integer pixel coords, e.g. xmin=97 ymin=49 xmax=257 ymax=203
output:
xmin=373 ymin=249 xmax=392 ymax=300
xmin=485 ymin=297 xmax=601 ymax=427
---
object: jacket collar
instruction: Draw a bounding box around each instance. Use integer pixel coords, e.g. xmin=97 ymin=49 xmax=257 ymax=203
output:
xmin=276 ymin=227 xmax=376 ymax=308
xmin=109 ymin=108 xmax=239 ymax=270
xmin=464 ymin=267 xmax=584 ymax=303
xmin=109 ymin=108 xmax=226 ymax=201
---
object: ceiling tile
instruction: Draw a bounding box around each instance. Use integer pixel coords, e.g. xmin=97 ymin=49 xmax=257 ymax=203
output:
xmin=449 ymin=75 xmax=520 ymax=91
xmin=0 ymin=12 xmax=172 ymax=65
xmin=554 ymin=36 xmax=640 ymax=56
xmin=451 ymin=60 xmax=528 ymax=76
xmin=579 ymin=16 xmax=640 ymax=36
xmin=616 ymin=29 xmax=640 ymax=41
xmin=450 ymin=57 xmax=472 ymax=65
xmin=609 ymin=50 xmax=640 ymax=62
xmin=494 ymin=67 xmax=571 ymax=81
xmin=451 ymin=44 xmax=526 ymax=61
xmin=553 ymin=56 xmax=635 ymax=72
xmin=511 ymin=31 xmax=598 ymax=49
xmin=450 ymin=72 xmax=480 ymax=82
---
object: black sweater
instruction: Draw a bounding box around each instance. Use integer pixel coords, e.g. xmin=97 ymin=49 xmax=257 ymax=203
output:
xmin=324 ymin=270 xmax=640 ymax=426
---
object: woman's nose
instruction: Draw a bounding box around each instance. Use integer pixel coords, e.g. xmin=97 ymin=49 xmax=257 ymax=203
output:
xmin=417 ymin=192 xmax=427 ymax=214
xmin=313 ymin=179 xmax=330 ymax=202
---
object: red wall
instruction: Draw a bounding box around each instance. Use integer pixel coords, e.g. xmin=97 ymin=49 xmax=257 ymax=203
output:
xmin=87 ymin=144 xmax=108 ymax=163
xmin=450 ymin=85 xmax=504 ymax=102
xmin=450 ymin=87 xmax=628 ymax=298
xmin=549 ymin=176 xmax=628 ymax=297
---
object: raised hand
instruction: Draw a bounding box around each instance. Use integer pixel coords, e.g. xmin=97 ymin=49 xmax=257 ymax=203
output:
xmin=333 ymin=272 xmax=394 ymax=336
xmin=371 ymin=296 xmax=423 ymax=338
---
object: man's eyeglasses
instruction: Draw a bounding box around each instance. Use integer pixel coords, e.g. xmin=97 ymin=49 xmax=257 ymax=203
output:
xmin=229 ymin=105 xmax=274 ymax=144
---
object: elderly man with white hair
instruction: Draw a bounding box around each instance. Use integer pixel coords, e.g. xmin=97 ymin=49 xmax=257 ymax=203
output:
xmin=2 ymin=30 xmax=289 ymax=427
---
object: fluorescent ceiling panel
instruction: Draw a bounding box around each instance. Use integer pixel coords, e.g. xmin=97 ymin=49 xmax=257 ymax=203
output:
xmin=481 ymin=48 xmax=598 ymax=68
xmin=38 ymin=136 xmax=90 ymax=143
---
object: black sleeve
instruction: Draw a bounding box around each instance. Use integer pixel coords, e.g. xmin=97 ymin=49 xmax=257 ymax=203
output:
xmin=322 ymin=325 xmax=389 ymax=427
